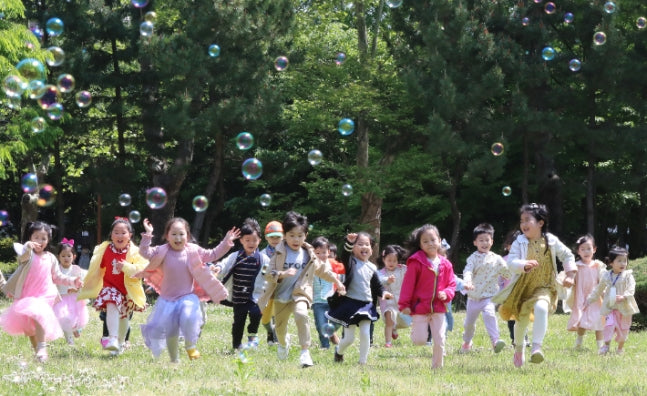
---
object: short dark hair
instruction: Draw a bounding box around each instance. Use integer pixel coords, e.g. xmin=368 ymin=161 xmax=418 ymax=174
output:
xmin=283 ymin=211 xmax=308 ymax=234
xmin=312 ymin=236 xmax=329 ymax=250
xmin=473 ymin=223 xmax=494 ymax=241
xmin=240 ymin=218 xmax=261 ymax=237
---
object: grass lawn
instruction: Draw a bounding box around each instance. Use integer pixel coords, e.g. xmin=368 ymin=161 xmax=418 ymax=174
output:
xmin=1 ymin=299 xmax=646 ymax=395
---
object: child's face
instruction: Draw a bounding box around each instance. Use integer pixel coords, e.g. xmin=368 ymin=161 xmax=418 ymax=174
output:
xmin=383 ymin=253 xmax=398 ymax=271
xmin=577 ymin=241 xmax=596 ymax=263
xmin=30 ymin=230 xmax=49 ymax=254
xmin=473 ymin=233 xmax=493 ymax=254
xmin=314 ymin=246 xmax=329 ymax=263
xmin=284 ymin=227 xmax=307 ymax=251
xmin=240 ymin=233 xmax=261 ymax=255
xmin=165 ymin=221 xmax=189 ymax=251
xmin=519 ymin=211 xmax=543 ymax=240
xmin=59 ymin=249 xmax=75 ymax=268
xmin=420 ymin=229 xmax=441 ymax=259
xmin=266 ymin=235 xmax=283 ymax=248
xmin=611 ymin=255 xmax=628 ymax=274
xmin=111 ymin=223 xmax=132 ymax=250
xmin=352 ymin=234 xmax=373 ymax=262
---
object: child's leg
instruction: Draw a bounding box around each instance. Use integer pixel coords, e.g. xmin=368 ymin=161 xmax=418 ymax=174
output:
xmin=358 ymin=320 xmax=372 ymax=364
xmin=179 ymin=295 xmax=203 ymax=349
xmin=575 ymin=327 xmax=586 ymax=347
xmin=166 ymin=337 xmax=179 ymax=362
xmin=231 ymin=304 xmax=248 ymax=349
xmin=531 ymin=300 xmax=549 ymax=347
xmin=445 ymin=301 xmax=454 ymax=333
xmin=105 ymin=303 xmax=120 ymax=339
xmin=410 ymin=315 xmax=431 ymax=346
xmin=118 ymin=316 xmax=129 ymax=345
xmin=312 ymin=303 xmax=329 ymax=348
xmin=481 ymin=300 xmax=501 ymax=346
xmin=507 ymin=320 xmax=515 ymax=343
xmin=429 ymin=313 xmax=447 ymax=369
xmin=261 ymin=299 xmax=276 ymax=342
xmin=272 ymin=301 xmax=292 ymax=347
xmin=294 ymin=301 xmax=311 ymax=350
xmin=514 ymin=316 xmax=529 ymax=350
xmin=33 ymin=323 xmax=47 ymax=361
xmin=462 ymin=298 xmax=481 ymax=345
xmin=337 ymin=324 xmax=356 ymax=355
xmin=384 ymin=311 xmax=394 ymax=344
xmin=246 ymin=302 xmax=262 ymax=343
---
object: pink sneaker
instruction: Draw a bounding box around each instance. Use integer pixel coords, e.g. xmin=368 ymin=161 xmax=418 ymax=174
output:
xmin=460 ymin=342 xmax=472 ymax=353
xmin=384 ymin=342 xmax=392 ymax=348
xmin=598 ymin=345 xmax=609 ymax=355
xmin=100 ymin=337 xmax=109 ymax=349
xmin=513 ymin=349 xmax=524 ymax=368
xmin=35 ymin=348 xmax=48 ymax=363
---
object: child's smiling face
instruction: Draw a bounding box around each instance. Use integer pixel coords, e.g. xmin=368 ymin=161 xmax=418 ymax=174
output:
xmin=352 ymin=234 xmax=373 ymax=262
xmin=111 ymin=223 xmax=132 ymax=250
xmin=519 ymin=211 xmax=543 ymax=240
xmin=165 ymin=221 xmax=189 ymax=251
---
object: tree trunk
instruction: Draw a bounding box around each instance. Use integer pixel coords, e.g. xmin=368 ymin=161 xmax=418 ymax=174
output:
xmin=192 ymin=132 xmax=224 ymax=243
xmin=585 ymin=153 xmax=595 ymax=235
xmin=447 ymin=174 xmax=461 ymax=266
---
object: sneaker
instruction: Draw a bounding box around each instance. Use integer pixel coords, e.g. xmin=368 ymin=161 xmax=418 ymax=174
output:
xmin=513 ymin=348 xmax=524 ymax=368
xmin=186 ymin=348 xmax=201 ymax=360
xmin=35 ymin=348 xmax=48 ymax=363
xmin=598 ymin=345 xmax=609 ymax=355
xmin=66 ymin=335 xmax=75 ymax=346
xmin=247 ymin=336 xmax=259 ymax=349
xmin=530 ymin=347 xmax=544 ymax=364
xmin=277 ymin=344 xmax=289 ymax=360
xmin=616 ymin=348 xmax=624 ymax=355
xmin=100 ymin=337 xmax=109 ymax=349
xmin=299 ymin=350 xmax=313 ymax=368
xmin=104 ymin=337 xmax=119 ymax=351
xmin=334 ymin=346 xmax=344 ymax=363
xmin=392 ymin=330 xmax=399 ymax=340
xmin=384 ymin=342 xmax=392 ymax=348
xmin=494 ymin=340 xmax=506 ymax=354
xmin=460 ymin=342 xmax=472 ymax=353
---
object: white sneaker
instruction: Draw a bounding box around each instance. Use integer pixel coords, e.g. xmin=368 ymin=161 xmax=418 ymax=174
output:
xmin=104 ymin=337 xmax=119 ymax=351
xmin=299 ymin=350 xmax=313 ymax=367
xmin=277 ymin=344 xmax=289 ymax=360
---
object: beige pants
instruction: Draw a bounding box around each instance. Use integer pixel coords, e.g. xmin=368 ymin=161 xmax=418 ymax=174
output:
xmin=273 ymin=300 xmax=310 ymax=348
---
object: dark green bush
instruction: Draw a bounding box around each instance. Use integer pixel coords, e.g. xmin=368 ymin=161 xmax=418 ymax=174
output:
xmin=631 ymin=256 xmax=647 ymax=330
xmin=0 ymin=237 xmax=16 ymax=263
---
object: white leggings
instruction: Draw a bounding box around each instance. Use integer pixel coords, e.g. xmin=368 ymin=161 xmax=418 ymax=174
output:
xmin=337 ymin=320 xmax=371 ymax=364
xmin=106 ymin=303 xmax=130 ymax=344
xmin=514 ymin=299 xmax=548 ymax=346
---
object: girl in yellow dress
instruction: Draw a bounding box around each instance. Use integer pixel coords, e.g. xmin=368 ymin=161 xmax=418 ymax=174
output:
xmin=493 ymin=203 xmax=576 ymax=367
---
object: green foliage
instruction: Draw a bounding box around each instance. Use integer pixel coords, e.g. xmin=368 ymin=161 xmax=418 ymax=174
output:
xmin=630 ymin=255 xmax=647 ymax=328
xmin=0 ymin=237 xmax=15 ymax=264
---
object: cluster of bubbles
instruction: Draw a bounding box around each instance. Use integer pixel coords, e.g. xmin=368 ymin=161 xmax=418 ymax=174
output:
xmin=138 ymin=6 xmax=156 ymax=37
xmin=18 ymin=173 xmax=58 ymax=207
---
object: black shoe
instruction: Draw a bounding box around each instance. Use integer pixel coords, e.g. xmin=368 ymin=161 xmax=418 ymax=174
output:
xmin=334 ymin=347 xmax=344 ymax=363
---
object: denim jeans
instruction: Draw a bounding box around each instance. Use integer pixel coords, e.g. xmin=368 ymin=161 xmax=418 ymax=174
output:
xmin=312 ymin=302 xmax=332 ymax=348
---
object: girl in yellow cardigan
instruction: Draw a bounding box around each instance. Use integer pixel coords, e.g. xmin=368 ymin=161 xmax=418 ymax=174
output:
xmin=77 ymin=217 xmax=148 ymax=355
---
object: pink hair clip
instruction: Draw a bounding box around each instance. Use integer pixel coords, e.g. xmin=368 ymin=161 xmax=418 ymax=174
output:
xmin=61 ymin=237 xmax=74 ymax=247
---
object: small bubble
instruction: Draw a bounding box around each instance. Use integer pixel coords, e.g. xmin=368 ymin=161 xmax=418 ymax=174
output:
xmin=544 ymin=2 xmax=556 ymax=14
xmin=307 ymin=150 xmax=323 ymax=166
xmin=128 ymin=210 xmax=141 ymax=223
xmin=235 ymin=132 xmax=254 ymax=150
xmin=637 ymin=17 xmax=646 ymax=30
xmin=242 ymin=158 xmax=263 ymax=180
xmin=338 ymin=118 xmax=355 ymax=136
xmin=541 ymin=46 xmax=556 ymax=61
xmin=603 ymin=1 xmax=616 ymax=14
xmin=274 ymin=56 xmax=289 ymax=71
xmin=335 ymin=52 xmax=346 ymax=65
xmin=563 ymin=12 xmax=574 ymax=24
xmin=522 ymin=17 xmax=529 ymax=27
xmin=146 ymin=187 xmax=167 ymax=209
xmin=119 ymin=193 xmax=132 ymax=207
xmin=21 ymin=173 xmax=38 ymax=193
xmin=569 ymin=59 xmax=581 ymax=72
xmin=208 ymin=44 xmax=220 ymax=58
xmin=491 ymin=142 xmax=504 ymax=156
xmin=593 ymin=31 xmax=607 ymax=46
xmin=140 ymin=21 xmax=154 ymax=37
xmin=342 ymin=184 xmax=353 ymax=197
xmin=322 ymin=322 xmax=336 ymax=337
xmin=31 ymin=116 xmax=47 ymax=133
xmin=45 ymin=17 xmax=64 ymax=37
xmin=37 ymin=184 xmax=57 ymax=207
xmin=192 ymin=195 xmax=209 ymax=212
xmin=502 ymin=186 xmax=512 ymax=197
xmin=259 ymin=194 xmax=272 ymax=207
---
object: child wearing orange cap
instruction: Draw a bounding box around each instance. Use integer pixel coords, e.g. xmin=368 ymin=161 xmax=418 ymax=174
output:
xmin=259 ymin=220 xmax=283 ymax=345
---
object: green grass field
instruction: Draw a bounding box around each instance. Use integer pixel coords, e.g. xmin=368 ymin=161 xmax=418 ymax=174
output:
xmin=1 ymin=299 xmax=645 ymax=395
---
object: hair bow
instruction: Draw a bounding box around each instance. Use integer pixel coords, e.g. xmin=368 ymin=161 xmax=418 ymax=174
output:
xmin=61 ymin=238 xmax=74 ymax=247
xmin=114 ymin=216 xmax=128 ymax=221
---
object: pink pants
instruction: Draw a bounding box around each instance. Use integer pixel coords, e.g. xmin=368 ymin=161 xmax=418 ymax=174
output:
xmin=462 ymin=297 xmax=499 ymax=346
xmin=411 ymin=313 xmax=446 ymax=368
xmin=603 ymin=310 xmax=631 ymax=343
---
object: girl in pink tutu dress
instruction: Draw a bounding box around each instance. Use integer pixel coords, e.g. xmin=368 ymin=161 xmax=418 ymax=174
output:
xmin=0 ymin=222 xmax=83 ymax=362
xmin=53 ymin=239 xmax=89 ymax=346
xmin=565 ymin=234 xmax=605 ymax=350
xmin=77 ymin=217 xmax=148 ymax=356
xmin=138 ymin=217 xmax=239 ymax=362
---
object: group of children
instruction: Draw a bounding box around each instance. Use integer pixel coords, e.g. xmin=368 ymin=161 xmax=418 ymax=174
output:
xmin=0 ymin=203 xmax=639 ymax=370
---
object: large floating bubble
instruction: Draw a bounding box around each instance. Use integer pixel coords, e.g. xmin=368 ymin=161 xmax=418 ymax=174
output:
xmin=45 ymin=18 xmax=64 ymax=37
xmin=338 ymin=118 xmax=355 ymax=136
xmin=3 ymin=75 xmax=27 ymax=98
xmin=242 ymin=158 xmax=263 ymax=180
xmin=274 ymin=56 xmax=289 ymax=71
xmin=140 ymin=21 xmax=154 ymax=37
xmin=56 ymin=74 xmax=75 ymax=93
xmin=541 ymin=47 xmax=556 ymax=61
xmin=21 ymin=173 xmax=38 ymax=193
xmin=46 ymin=47 xmax=65 ymax=67
xmin=146 ymin=187 xmax=168 ymax=209
xmin=119 ymin=193 xmax=132 ymax=207
xmin=37 ymin=184 xmax=57 ymax=207
xmin=16 ymin=58 xmax=46 ymax=83
xmin=47 ymin=103 xmax=64 ymax=120
xmin=208 ymin=44 xmax=221 ymax=58
xmin=236 ymin=132 xmax=254 ymax=150
xmin=75 ymin=91 xmax=92 ymax=108
xmin=259 ymin=193 xmax=272 ymax=207
xmin=192 ymin=195 xmax=209 ymax=212
xmin=308 ymin=149 xmax=323 ymax=166
xmin=37 ymin=85 xmax=61 ymax=109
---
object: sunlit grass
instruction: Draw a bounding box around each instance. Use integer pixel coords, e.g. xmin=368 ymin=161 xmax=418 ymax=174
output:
xmin=1 ymin=299 xmax=646 ymax=395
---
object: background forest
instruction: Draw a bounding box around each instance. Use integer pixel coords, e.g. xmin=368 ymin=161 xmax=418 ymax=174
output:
xmin=2 ymin=0 xmax=647 ymax=272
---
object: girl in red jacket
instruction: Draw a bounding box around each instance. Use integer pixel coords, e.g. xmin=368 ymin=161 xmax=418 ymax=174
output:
xmin=399 ymin=224 xmax=456 ymax=369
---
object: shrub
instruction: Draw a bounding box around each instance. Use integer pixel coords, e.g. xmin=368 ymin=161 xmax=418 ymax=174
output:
xmin=0 ymin=237 xmax=15 ymax=263
xmin=631 ymin=256 xmax=647 ymax=329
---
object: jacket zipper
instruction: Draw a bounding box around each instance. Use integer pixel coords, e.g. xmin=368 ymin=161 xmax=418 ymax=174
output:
xmin=430 ymin=266 xmax=438 ymax=313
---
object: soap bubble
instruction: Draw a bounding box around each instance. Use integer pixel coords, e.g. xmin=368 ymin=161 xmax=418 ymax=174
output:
xmin=128 ymin=210 xmax=141 ymax=223
xmin=637 ymin=17 xmax=646 ymax=29
xmin=322 ymin=322 xmax=336 ymax=338
xmin=342 ymin=184 xmax=353 ymax=197
xmin=56 ymin=74 xmax=75 ymax=93
xmin=46 ymin=47 xmax=65 ymax=67
xmin=593 ymin=32 xmax=607 ymax=45
xmin=533 ymin=0 xmax=543 ymax=3
xmin=0 ymin=210 xmax=8 ymax=226
xmin=16 ymin=58 xmax=46 ymax=83
xmin=259 ymin=193 xmax=272 ymax=207
xmin=144 ymin=11 xmax=157 ymax=22
xmin=386 ymin=0 xmax=403 ymax=7
xmin=140 ymin=21 xmax=154 ymax=37
xmin=522 ymin=17 xmax=529 ymax=26
xmin=21 ymin=173 xmax=38 ymax=193
xmin=146 ymin=187 xmax=167 ymax=209
xmin=31 ymin=116 xmax=47 ymax=133
xmin=47 ymin=103 xmax=64 ymax=120
xmin=30 ymin=25 xmax=43 ymax=42
xmin=335 ymin=52 xmax=346 ymax=65
xmin=131 ymin=0 xmax=149 ymax=8
xmin=307 ymin=149 xmax=323 ymax=165
xmin=502 ymin=186 xmax=512 ymax=197
xmin=37 ymin=85 xmax=61 ymax=109
xmin=236 ymin=132 xmax=254 ymax=150
xmin=544 ymin=2 xmax=556 ymax=14
xmin=118 ymin=193 xmax=132 ymax=207
xmin=192 ymin=195 xmax=209 ymax=212
xmin=274 ymin=56 xmax=289 ymax=71
xmin=6 ymin=96 xmax=21 ymax=110
xmin=242 ymin=158 xmax=263 ymax=180
xmin=75 ymin=91 xmax=92 ymax=108
xmin=569 ymin=59 xmax=581 ymax=72
xmin=338 ymin=118 xmax=355 ymax=136
xmin=3 ymin=75 xmax=27 ymax=98
xmin=37 ymin=184 xmax=57 ymax=207
xmin=541 ymin=47 xmax=556 ymax=61
xmin=28 ymin=80 xmax=45 ymax=99
xmin=208 ymin=44 xmax=220 ymax=58
xmin=563 ymin=12 xmax=574 ymax=24
xmin=45 ymin=17 xmax=64 ymax=37
xmin=491 ymin=142 xmax=504 ymax=156
xmin=603 ymin=2 xmax=616 ymax=14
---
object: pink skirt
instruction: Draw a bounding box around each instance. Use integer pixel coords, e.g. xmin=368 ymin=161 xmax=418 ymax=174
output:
xmin=54 ymin=294 xmax=89 ymax=333
xmin=0 ymin=295 xmax=62 ymax=341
